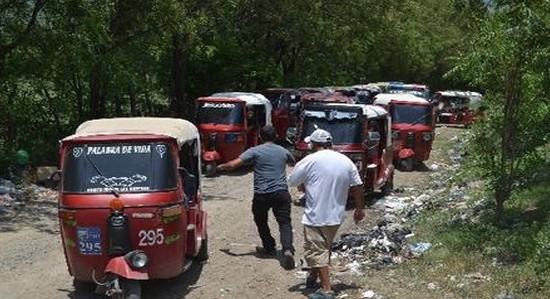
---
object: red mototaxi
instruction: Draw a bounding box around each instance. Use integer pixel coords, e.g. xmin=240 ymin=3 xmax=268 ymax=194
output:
xmin=196 ymin=92 xmax=272 ymax=176
xmin=260 ymin=88 xmax=296 ymax=143
xmin=373 ymin=93 xmax=436 ymax=171
xmin=294 ymin=102 xmax=394 ymax=195
xmin=58 ymin=117 xmax=208 ymax=298
xmin=433 ymin=90 xmax=484 ymax=126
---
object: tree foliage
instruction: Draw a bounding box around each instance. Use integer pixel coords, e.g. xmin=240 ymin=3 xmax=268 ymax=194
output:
xmin=0 ymin=0 xmax=491 ymax=174
xmin=451 ymin=1 xmax=550 ymax=223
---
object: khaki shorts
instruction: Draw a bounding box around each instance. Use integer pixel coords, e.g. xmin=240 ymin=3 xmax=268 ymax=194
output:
xmin=303 ymin=225 xmax=340 ymax=268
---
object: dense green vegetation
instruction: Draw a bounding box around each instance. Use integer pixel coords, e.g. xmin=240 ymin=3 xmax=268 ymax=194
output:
xmin=0 ymin=0 xmax=486 ymax=168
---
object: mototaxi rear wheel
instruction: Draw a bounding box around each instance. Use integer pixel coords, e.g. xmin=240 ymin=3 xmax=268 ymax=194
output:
xmin=195 ymin=233 xmax=209 ymax=262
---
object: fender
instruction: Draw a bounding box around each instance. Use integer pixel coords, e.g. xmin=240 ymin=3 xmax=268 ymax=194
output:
xmin=398 ymin=148 xmax=415 ymax=160
xmin=202 ymin=150 xmax=221 ymax=162
xmin=105 ymin=256 xmax=149 ymax=280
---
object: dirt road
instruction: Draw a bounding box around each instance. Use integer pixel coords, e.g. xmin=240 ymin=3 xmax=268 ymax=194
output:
xmin=0 ymin=127 xmax=460 ymax=299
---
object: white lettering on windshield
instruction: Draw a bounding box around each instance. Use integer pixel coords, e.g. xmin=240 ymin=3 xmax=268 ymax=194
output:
xmin=85 ymin=186 xmax=151 ymax=193
xmin=202 ymin=102 xmax=236 ymax=108
xmin=134 ymin=145 xmax=151 ymax=153
xmin=87 ymin=146 xmax=121 ymax=155
xmin=85 ymin=145 xmax=151 ymax=155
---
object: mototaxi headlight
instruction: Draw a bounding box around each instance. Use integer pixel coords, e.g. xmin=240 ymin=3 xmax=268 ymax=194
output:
xmin=391 ymin=131 xmax=400 ymax=140
xmin=422 ymin=132 xmax=433 ymax=141
xmin=347 ymin=153 xmax=363 ymax=161
xmin=286 ymin=127 xmax=297 ymax=139
xmin=126 ymin=250 xmax=148 ymax=269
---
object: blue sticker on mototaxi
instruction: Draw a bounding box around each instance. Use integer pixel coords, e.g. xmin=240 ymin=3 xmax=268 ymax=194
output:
xmin=76 ymin=227 xmax=102 ymax=255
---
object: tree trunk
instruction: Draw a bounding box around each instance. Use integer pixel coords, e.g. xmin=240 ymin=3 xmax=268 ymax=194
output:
xmin=170 ymin=33 xmax=189 ymax=119
xmin=495 ymin=54 xmax=523 ymax=223
xmin=129 ymin=85 xmax=137 ymax=116
xmin=114 ymin=94 xmax=122 ymax=116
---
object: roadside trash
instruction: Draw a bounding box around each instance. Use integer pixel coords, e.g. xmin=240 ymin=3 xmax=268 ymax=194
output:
xmin=346 ymin=261 xmax=363 ymax=275
xmin=0 ymin=179 xmax=16 ymax=195
xmin=465 ymin=272 xmax=491 ymax=282
xmin=496 ymin=293 xmax=517 ymax=299
xmin=362 ymin=290 xmax=376 ymax=298
xmin=409 ymin=242 xmax=432 ymax=254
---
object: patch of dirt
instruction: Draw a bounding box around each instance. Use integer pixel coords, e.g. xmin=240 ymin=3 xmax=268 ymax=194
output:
xmin=0 ymin=126 xmax=464 ymax=299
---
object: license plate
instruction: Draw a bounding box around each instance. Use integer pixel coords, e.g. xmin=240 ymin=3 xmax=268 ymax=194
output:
xmin=76 ymin=227 xmax=102 ymax=255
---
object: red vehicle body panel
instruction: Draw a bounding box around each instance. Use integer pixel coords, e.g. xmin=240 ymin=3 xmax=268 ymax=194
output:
xmin=391 ymin=123 xmax=434 ymax=162
xmin=105 ymin=256 xmax=149 ymax=280
xmin=198 ymin=123 xmax=248 ymax=163
xmin=261 ymin=88 xmax=293 ymax=141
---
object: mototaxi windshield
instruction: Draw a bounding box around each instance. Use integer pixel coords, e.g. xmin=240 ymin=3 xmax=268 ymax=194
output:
xmin=196 ymin=102 xmax=245 ymax=125
xmin=392 ymin=104 xmax=432 ymax=125
xmin=300 ymin=109 xmax=362 ymax=144
xmin=62 ymin=142 xmax=177 ymax=193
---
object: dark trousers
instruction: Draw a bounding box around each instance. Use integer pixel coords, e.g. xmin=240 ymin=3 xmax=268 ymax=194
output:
xmin=252 ymin=190 xmax=294 ymax=254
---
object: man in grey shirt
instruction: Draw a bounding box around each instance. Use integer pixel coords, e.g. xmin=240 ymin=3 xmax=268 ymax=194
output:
xmin=217 ymin=125 xmax=296 ymax=270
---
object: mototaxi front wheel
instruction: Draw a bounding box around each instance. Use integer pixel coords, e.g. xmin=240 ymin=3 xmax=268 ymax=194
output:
xmin=204 ymin=163 xmax=217 ymax=177
xmin=401 ymin=158 xmax=414 ymax=171
xmin=111 ymin=278 xmax=141 ymax=299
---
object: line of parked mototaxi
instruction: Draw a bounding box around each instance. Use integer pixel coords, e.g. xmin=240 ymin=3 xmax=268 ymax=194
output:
xmin=53 ymin=81 xmax=482 ymax=299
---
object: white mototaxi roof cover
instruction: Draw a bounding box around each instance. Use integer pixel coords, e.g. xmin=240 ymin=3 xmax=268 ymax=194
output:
xmin=63 ymin=117 xmax=199 ymax=147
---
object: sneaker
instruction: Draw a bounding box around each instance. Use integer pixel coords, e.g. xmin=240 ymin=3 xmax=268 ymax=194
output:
xmin=307 ymin=289 xmax=335 ymax=299
xmin=255 ymin=246 xmax=277 ymax=256
xmin=305 ymin=275 xmax=320 ymax=289
xmin=282 ymin=250 xmax=295 ymax=270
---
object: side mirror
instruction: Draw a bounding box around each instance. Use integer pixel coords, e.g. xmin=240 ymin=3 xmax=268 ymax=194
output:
xmin=49 ymin=169 xmax=62 ymax=190
xmin=178 ymin=167 xmax=197 ymax=202
xmin=367 ymin=131 xmax=381 ymax=142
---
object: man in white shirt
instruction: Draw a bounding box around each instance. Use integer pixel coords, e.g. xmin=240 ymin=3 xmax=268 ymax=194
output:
xmin=287 ymin=129 xmax=365 ymax=299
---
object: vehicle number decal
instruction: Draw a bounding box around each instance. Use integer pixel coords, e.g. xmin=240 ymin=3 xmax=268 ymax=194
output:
xmin=76 ymin=227 xmax=102 ymax=255
xmin=138 ymin=229 xmax=164 ymax=246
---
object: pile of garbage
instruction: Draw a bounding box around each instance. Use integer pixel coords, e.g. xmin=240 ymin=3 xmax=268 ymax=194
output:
xmin=331 ymin=133 xmax=486 ymax=270
xmin=0 ymin=178 xmax=57 ymax=219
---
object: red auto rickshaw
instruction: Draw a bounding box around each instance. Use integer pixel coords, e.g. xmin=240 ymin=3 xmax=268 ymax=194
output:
xmin=374 ymin=93 xmax=436 ymax=171
xmin=292 ymin=102 xmax=394 ymax=196
xmin=432 ymin=90 xmax=484 ymax=127
xmin=196 ymin=92 xmax=272 ymax=176
xmin=260 ymin=88 xmax=298 ymax=144
xmin=58 ymin=117 xmax=208 ymax=298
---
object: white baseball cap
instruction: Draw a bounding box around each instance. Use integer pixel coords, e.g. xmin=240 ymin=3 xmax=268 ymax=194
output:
xmin=304 ymin=129 xmax=333 ymax=143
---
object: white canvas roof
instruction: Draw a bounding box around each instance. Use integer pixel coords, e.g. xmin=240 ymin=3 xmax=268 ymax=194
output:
xmin=317 ymin=103 xmax=388 ymax=119
xmin=373 ymin=93 xmax=429 ymax=105
xmin=438 ymin=90 xmax=483 ymax=99
xmin=63 ymin=117 xmax=199 ymax=146
xmin=209 ymin=92 xmax=272 ymax=125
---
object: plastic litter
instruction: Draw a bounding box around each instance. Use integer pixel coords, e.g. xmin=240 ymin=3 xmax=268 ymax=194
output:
xmin=0 ymin=179 xmax=16 ymax=195
xmin=409 ymin=242 xmax=432 ymax=254
xmin=362 ymin=290 xmax=376 ymax=298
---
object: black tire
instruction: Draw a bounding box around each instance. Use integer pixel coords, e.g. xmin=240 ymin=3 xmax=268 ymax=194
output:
xmin=401 ymin=158 xmax=414 ymax=171
xmin=112 ymin=278 xmax=141 ymax=299
xmin=380 ymin=172 xmax=394 ymax=196
xmin=72 ymin=279 xmax=95 ymax=297
xmin=195 ymin=234 xmax=209 ymax=262
xmin=204 ymin=163 xmax=216 ymax=177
